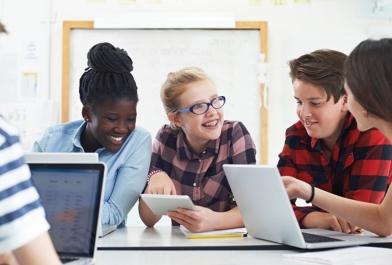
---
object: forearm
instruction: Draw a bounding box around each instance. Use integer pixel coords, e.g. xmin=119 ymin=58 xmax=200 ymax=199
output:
xmin=298 ymin=183 xmax=392 ymax=236
xmin=138 ymin=199 xmax=161 ymax=227
xmin=14 ymin=232 xmax=61 ymax=265
xmin=312 ymin=187 xmax=390 ymax=235
xmin=211 ymin=207 xmax=244 ymax=230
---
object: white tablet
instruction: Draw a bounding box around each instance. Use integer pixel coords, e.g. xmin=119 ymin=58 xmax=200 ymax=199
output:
xmin=140 ymin=194 xmax=197 ymax=215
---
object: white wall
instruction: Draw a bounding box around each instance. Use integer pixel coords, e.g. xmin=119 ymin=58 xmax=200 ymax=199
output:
xmin=1 ymin=0 xmax=391 ymax=226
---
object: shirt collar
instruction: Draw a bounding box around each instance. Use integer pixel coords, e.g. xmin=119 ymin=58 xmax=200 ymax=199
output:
xmin=72 ymin=121 xmax=105 ymax=153
xmin=176 ymin=129 xmax=220 ymax=160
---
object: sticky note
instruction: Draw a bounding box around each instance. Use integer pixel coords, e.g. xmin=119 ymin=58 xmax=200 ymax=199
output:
xmin=118 ymin=0 xmax=136 ymax=4
xmin=270 ymin=0 xmax=287 ymax=6
xmin=248 ymin=0 xmax=262 ymax=6
xmin=293 ymin=0 xmax=311 ymax=4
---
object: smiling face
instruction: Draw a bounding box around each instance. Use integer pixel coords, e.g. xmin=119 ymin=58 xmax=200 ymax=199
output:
xmin=171 ymin=79 xmax=224 ymax=154
xmin=293 ymin=79 xmax=348 ymax=144
xmin=82 ymin=99 xmax=137 ymax=153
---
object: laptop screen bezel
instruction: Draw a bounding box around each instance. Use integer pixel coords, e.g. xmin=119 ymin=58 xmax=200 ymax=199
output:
xmin=28 ymin=162 xmax=105 ymax=258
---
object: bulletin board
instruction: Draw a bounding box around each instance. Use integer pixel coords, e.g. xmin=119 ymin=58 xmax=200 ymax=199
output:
xmin=62 ymin=21 xmax=268 ymax=164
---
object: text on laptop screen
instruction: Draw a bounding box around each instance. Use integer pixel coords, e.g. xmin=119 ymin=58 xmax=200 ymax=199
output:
xmin=29 ymin=167 xmax=101 ymax=256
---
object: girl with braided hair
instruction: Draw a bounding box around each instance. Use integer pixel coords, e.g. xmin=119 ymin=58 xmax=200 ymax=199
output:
xmin=32 ymin=42 xmax=152 ymax=226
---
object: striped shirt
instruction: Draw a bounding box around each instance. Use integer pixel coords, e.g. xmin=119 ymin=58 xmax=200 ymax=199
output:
xmin=0 ymin=116 xmax=49 ymax=253
xmin=150 ymin=120 xmax=256 ymax=222
xmin=278 ymin=113 xmax=392 ymax=225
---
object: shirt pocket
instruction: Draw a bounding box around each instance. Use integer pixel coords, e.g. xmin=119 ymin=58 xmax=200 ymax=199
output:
xmin=297 ymin=171 xmax=329 ymax=186
xmin=336 ymin=153 xmax=354 ymax=172
xmin=202 ymin=171 xmax=230 ymax=210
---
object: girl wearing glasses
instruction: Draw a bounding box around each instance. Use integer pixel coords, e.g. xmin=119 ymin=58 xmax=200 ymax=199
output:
xmin=139 ymin=67 xmax=257 ymax=232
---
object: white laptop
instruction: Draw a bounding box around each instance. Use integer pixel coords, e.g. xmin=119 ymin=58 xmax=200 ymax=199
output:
xmin=223 ymin=164 xmax=382 ymax=249
xmin=24 ymin=152 xmax=99 ymax=163
xmin=29 ymin=162 xmax=106 ymax=264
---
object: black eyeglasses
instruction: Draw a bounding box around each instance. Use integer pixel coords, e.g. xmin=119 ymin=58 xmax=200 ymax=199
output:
xmin=178 ymin=96 xmax=226 ymax=115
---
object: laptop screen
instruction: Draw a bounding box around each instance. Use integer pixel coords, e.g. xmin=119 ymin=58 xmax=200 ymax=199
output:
xmin=28 ymin=163 xmax=104 ymax=257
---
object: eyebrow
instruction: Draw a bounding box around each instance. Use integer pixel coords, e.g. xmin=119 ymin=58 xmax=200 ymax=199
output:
xmin=189 ymin=94 xmax=219 ymax=105
xmin=294 ymin=96 xmax=323 ymax=101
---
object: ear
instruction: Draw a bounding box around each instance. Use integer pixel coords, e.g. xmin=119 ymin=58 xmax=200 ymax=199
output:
xmin=82 ymin=106 xmax=91 ymax=122
xmin=341 ymin=95 xmax=348 ymax=112
xmin=168 ymin=112 xmax=182 ymax=128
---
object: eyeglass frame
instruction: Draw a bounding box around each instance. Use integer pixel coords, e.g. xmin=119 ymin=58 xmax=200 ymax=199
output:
xmin=177 ymin=96 xmax=226 ymax=115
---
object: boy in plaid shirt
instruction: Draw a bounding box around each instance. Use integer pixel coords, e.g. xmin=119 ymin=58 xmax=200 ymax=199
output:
xmin=278 ymin=49 xmax=392 ymax=233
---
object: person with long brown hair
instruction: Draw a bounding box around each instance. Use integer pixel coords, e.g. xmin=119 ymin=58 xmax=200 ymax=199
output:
xmin=278 ymin=49 xmax=392 ymax=234
xmin=282 ymin=38 xmax=392 ymax=237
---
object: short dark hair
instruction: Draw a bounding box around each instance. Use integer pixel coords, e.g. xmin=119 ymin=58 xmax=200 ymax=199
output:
xmin=79 ymin=42 xmax=138 ymax=109
xmin=288 ymin=49 xmax=347 ymax=103
xmin=344 ymin=38 xmax=392 ymax=123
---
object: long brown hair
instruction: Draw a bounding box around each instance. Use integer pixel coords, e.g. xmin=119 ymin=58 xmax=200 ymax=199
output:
xmin=344 ymin=38 xmax=392 ymax=123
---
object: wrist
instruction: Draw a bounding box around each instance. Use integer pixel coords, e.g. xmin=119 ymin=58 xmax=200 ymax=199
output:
xmin=305 ymin=184 xmax=315 ymax=204
xmin=147 ymin=170 xmax=163 ymax=183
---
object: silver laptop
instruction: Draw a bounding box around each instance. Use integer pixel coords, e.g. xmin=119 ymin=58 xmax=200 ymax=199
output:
xmin=26 ymin=152 xmax=117 ymax=237
xmin=29 ymin=162 xmax=106 ymax=264
xmin=24 ymin=152 xmax=99 ymax=163
xmin=223 ymin=164 xmax=381 ymax=249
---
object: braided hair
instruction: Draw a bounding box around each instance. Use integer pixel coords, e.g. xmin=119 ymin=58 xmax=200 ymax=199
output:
xmin=79 ymin=42 xmax=138 ymax=109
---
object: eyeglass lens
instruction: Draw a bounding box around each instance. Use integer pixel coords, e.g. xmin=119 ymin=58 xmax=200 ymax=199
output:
xmin=192 ymin=96 xmax=225 ymax=114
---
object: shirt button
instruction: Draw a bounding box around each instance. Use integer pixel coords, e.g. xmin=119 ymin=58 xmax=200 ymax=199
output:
xmin=199 ymin=159 xmax=202 ymax=162
xmin=193 ymin=183 xmax=196 ymax=187
xmin=202 ymin=151 xmax=206 ymax=154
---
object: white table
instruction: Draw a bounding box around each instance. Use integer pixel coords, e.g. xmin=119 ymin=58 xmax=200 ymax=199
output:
xmin=95 ymin=226 xmax=392 ymax=265
xmin=94 ymin=249 xmax=307 ymax=265
xmin=97 ymin=226 xmax=292 ymax=250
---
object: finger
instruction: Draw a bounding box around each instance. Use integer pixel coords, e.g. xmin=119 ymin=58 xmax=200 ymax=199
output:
xmin=177 ymin=208 xmax=197 ymax=218
xmin=348 ymin=223 xmax=360 ymax=233
xmin=163 ymin=185 xmax=171 ymax=195
xmin=329 ymin=218 xmax=343 ymax=233
xmin=168 ymin=211 xmax=188 ymax=225
xmin=171 ymin=186 xmax=177 ymax=195
xmin=337 ymin=218 xmax=351 ymax=234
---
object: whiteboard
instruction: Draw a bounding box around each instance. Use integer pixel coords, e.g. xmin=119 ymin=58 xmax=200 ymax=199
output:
xmin=68 ymin=27 xmax=264 ymax=162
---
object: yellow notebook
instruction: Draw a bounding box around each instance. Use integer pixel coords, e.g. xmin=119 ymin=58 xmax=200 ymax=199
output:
xmin=179 ymin=225 xmax=247 ymax=239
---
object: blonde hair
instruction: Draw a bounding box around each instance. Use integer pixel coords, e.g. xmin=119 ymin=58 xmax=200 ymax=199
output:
xmin=161 ymin=67 xmax=214 ymax=129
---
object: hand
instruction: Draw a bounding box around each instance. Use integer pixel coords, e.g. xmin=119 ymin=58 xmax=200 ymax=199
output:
xmin=145 ymin=172 xmax=177 ymax=195
xmin=167 ymin=206 xmax=216 ymax=233
xmin=0 ymin=252 xmax=19 ymax=265
xmin=301 ymin=212 xmax=360 ymax=234
xmin=282 ymin=176 xmax=312 ymax=200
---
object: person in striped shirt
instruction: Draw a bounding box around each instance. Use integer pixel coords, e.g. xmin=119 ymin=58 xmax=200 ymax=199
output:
xmin=139 ymin=67 xmax=257 ymax=233
xmin=0 ymin=116 xmax=61 ymax=265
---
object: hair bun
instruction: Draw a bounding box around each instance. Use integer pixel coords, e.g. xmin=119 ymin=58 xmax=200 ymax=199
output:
xmin=87 ymin=42 xmax=133 ymax=73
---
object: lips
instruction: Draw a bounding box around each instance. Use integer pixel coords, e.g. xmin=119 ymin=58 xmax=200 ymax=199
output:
xmin=202 ymin=120 xmax=218 ymax=127
xmin=107 ymin=134 xmax=125 ymax=142
xmin=303 ymin=120 xmax=317 ymax=126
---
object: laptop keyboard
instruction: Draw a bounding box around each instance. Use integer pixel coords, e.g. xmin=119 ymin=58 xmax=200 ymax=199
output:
xmin=60 ymin=257 xmax=79 ymax=264
xmin=302 ymin=232 xmax=344 ymax=243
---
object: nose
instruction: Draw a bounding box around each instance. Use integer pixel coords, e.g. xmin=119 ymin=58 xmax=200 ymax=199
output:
xmin=205 ymin=104 xmax=218 ymax=116
xmin=114 ymin=120 xmax=128 ymax=133
xmin=298 ymin=103 xmax=311 ymax=119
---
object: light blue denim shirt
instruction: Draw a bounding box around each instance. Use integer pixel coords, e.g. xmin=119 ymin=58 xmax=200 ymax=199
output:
xmin=32 ymin=120 xmax=152 ymax=226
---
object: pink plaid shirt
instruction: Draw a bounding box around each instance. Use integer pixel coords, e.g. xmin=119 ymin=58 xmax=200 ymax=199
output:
xmin=149 ymin=120 xmax=257 ymax=216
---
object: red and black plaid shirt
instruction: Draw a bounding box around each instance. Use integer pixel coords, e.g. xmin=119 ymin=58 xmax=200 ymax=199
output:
xmin=278 ymin=113 xmax=392 ymax=226
xmin=150 ymin=120 xmax=256 ymax=219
